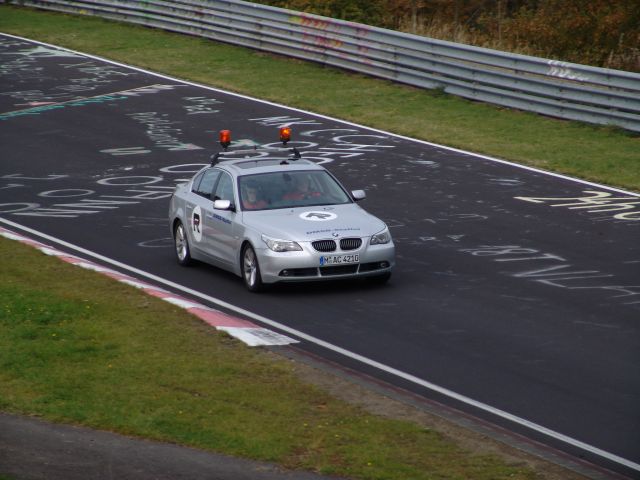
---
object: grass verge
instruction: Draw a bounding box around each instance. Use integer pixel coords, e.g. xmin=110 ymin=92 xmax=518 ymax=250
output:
xmin=0 ymin=5 xmax=638 ymax=192
xmin=0 ymin=236 xmax=540 ymax=479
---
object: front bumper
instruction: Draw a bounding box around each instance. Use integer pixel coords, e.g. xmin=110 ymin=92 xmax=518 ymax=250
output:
xmin=256 ymin=240 xmax=395 ymax=284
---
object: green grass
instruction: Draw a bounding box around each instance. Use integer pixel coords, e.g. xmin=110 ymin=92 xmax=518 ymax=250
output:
xmin=0 ymin=237 xmax=537 ymax=479
xmin=0 ymin=5 xmax=638 ymax=192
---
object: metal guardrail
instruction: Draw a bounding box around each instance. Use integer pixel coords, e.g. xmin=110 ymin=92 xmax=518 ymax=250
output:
xmin=5 ymin=0 xmax=640 ymax=132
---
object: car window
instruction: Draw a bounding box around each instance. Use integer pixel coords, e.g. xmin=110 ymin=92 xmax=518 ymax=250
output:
xmin=213 ymin=172 xmax=234 ymax=203
xmin=193 ymin=169 xmax=221 ymax=198
xmin=191 ymin=171 xmax=205 ymax=192
xmin=238 ymin=170 xmax=351 ymax=210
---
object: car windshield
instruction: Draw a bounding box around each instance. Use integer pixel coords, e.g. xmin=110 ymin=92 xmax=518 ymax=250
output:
xmin=238 ymin=170 xmax=352 ymax=211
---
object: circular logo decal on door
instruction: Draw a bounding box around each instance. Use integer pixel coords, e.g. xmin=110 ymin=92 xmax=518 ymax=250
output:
xmin=191 ymin=205 xmax=203 ymax=242
xmin=299 ymin=211 xmax=338 ymax=221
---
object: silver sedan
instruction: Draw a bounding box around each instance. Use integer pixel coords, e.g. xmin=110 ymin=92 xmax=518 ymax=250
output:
xmin=168 ymin=138 xmax=395 ymax=292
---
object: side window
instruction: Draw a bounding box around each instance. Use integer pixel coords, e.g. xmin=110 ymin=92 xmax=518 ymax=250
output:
xmin=213 ymin=173 xmax=234 ymax=203
xmin=191 ymin=171 xmax=205 ymax=193
xmin=193 ymin=169 xmax=221 ymax=198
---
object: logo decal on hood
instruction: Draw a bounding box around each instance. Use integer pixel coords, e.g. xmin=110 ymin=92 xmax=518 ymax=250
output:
xmin=300 ymin=211 xmax=337 ymax=221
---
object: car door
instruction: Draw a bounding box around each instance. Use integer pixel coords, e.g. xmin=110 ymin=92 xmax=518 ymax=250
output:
xmin=187 ymin=168 xmax=221 ymax=259
xmin=205 ymin=171 xmax=240 ymax=266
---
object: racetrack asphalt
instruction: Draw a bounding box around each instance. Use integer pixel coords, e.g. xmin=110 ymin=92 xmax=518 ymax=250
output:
xmin=1 ymin=33 xmax=638 ymax=477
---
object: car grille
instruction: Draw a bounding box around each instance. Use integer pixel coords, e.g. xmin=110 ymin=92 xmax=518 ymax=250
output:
xmin=339 ymin=238 xmax=362 ymax=251
xmin=312 ymin=240 xmax=336 ymax=252
xmin=312 ymin=238 xmax=362 ymax=252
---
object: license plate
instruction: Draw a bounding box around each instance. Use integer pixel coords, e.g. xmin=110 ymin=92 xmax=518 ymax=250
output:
xmin=320 ymin=254 xmax=359 ymax=266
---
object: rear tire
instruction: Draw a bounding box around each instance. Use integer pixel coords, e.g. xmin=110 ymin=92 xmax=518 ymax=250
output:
xmin=174 ymin=221 xmax=193 ymax=266
xmin=242 ymin=244 xmax=264 ymax=292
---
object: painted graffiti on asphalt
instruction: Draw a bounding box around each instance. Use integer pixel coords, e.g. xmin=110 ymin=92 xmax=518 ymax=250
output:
xmin=249 ymin=116 xmax=395 ymax=165
xmin=0 ymin=84 xmax=187 ymax=120
xmin=97 ymin=114 xmax=396 ymax=160
xmin=100 ymin=96 xmax=223 ymax=156
xmin=0 ymin=171 xmax=188 ymax=218
xmin=460 ymin=245 xmax=640 ymax=307
xmin=0 ymin=37 xmax=141 ymax=106
xmin=0 ymin=114 xmax=394 ymax=218
xmin=183 ymin=96 xmax=222 ymax=115
xmin=127 ymin=111 xmax=203 ymax=152
xmin=515 ymin=190 xmax=640 ymax=221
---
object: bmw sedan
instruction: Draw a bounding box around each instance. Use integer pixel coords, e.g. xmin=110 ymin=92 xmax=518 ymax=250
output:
xmin=168 ymin=131 xmax=395 ymax=292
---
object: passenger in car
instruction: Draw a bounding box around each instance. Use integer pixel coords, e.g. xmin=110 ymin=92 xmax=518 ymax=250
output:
xmin=242 ymin=183 xmax=268 ymax=210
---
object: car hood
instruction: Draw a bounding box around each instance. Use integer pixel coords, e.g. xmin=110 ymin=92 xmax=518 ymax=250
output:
xmin=242 ymin=204 xmax=386 ymax=241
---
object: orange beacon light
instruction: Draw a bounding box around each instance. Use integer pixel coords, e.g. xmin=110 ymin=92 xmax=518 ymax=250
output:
xmin=219 ymin=129 xmax=231 ymax=150
xmin=279 ymin=126 xmax=291 ymax=145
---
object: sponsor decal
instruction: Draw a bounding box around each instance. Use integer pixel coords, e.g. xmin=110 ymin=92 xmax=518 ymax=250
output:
xmin=305 ymin=227 xmax=361 ymax=235
xmin=210 ymin=212 xmax=232 ymax=225
xmin=300 ymin=211 xmax=337 ymax=221
xmin=191 ymin=205 xmax=203 ymax=242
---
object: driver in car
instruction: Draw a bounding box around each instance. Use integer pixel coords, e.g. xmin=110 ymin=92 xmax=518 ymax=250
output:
xmin=283 ymin=175 xmax=322 ymax=201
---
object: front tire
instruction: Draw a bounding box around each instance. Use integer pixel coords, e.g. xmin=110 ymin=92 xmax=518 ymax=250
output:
xmin=242 ymin=244 xmax=264 ymax=292
xmin=174 ymin=221 xmax=193 ymax=266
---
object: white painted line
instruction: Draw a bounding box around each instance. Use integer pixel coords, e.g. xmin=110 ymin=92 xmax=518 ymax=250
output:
xmin=2 ymin=32 xmax=638 ymax=198
xmin=0 ymin=223 xmax=297 ymax=347
xmin=0 ymin=217 xmax=637 ymax=473
xmin=118 ymin=278 xmax=163 ymax=290
xmin=162 ymin=297 xmax=206 ymax=310
xmin=218 ymin=327 xmax=298 ymax=347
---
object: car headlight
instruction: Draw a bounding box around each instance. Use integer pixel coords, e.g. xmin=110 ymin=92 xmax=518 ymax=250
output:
xmin=370 ymin=227 xmax=391 ymax=245
xmin=262 ymin=234 xmax=302 ymax=252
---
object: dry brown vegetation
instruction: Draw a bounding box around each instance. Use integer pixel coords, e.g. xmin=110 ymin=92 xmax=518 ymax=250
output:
xmin=255 ymin=0 xmax=640 ymax=72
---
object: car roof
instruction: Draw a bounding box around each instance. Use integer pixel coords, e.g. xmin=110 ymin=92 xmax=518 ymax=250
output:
xmin=217 ymin=158 xmax=326 ymax=177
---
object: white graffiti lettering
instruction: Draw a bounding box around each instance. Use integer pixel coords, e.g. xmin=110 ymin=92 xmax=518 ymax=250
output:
xmin=331 ymin=134 xmax=389 ymax=143
xmin=0 ymin=174 xmax=180 ymax=218
xmin=0 ymin=84 xmax=185 ymax=121
xmin=2 ymin=174 xmax=68 ymax=181
xmin=100 ymin=147 xmax=152 ymax=156
xmin=128 ymin=111 xmax=203 ymax=151
xmin=301 ymin=128 xmax=359 ymax=136
xmin=0 ymin=203 xmax=40 ymax=213
xmin=159 ymin=164 xmax=208 ymax=174
xmin=102 ymin=188 xmax=174 ymax=201
xmin=547 ymin=60 xmax=589 ymax=82
xmin=39 ymin=189 xmax=95 ymax=198
xmin=183 ymin=96 xmax=222 ymax=115
xmin=515 ymin=190 xmax=640 ymax=221
xmin=460 ymin=245 xmax=639 ymax=307
xmin=97 ymin=176 xmax=163 ymax=186
xmin=250 ymin=116 xmax=322 ymax=127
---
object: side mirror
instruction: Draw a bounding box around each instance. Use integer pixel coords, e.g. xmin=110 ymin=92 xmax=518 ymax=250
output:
xmin=351 ymin=190 xmax=366 ymax=201
xmin=214 ymin=199 xmax=232 ymax=210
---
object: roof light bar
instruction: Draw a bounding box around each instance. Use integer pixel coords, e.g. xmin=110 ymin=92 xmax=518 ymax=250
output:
xmin=210 ymin=127 xmax=300 ymax=166
xmin=219 ymin=129 xmax=231 ymax=150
